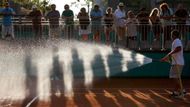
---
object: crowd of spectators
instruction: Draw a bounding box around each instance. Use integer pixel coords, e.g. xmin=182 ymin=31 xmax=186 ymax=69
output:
xmin=0 ymin=2 xmax=190 ymax=50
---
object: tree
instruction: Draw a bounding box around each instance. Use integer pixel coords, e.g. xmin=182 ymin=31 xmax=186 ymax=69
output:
xmin=12 ymin=0 xmax=51 ymax=15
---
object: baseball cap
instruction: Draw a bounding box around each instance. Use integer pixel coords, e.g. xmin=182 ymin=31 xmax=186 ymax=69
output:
xmin=118 ymin=2 xmax=124 ymax=7
xmin=32 ymin=5 xmax=37 ymax=9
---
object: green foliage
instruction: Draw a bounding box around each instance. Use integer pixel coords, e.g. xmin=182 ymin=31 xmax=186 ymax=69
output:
xmin=13 ymin=0 xmax=50 ymax=10
xmin=13 ymin=0 xmax=51 ymax=14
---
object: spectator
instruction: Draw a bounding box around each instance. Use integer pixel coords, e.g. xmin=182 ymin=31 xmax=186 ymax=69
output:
xmin=174 ymin=4 xmax=188 ymax=40
xmin=46 ymin=4 xmax=60 ymax=39
xmin=104 ymin=7 xmax=114 ymax=44
xmin=160 ymin=3 xmax=173 ymax=41
xmin=136 ymin=7 xmax=150 ymax=41
xmin=77 ymin=7 xmax=90 ymax=40
xmin=149 ymin=8 xmax=162 ymax=41
xmin=114 ymin=2 xmax=126 ymax=43
xmin=1 ymin=2 xmax=15 ymax=39
xmin=62 ymin=4 xmax=74 ymax=39
xmin=126 ymin=10 xmax=138 ymax=47
xmin=28 ymin=5 xmax=42 ymax=40
xmin=77 ymin=7 xmax=90 ymax=30
xmin=90 ymin=4 xmax=103 ymax=42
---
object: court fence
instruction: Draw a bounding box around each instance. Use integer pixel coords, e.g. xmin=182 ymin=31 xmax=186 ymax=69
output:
xmin=1 ymin=18 xmax=190 ymax=51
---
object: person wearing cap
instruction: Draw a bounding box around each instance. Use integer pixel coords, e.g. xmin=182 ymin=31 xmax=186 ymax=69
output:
xmin=46 ymin=4 xmax=60 ymax=39
xmin=1 ymin=2 xmax=15 ymax=39
xmin=28 ymin=5 xmax=42 ymax=40
xmin=114 ymin=2 xmax=126 ymax=45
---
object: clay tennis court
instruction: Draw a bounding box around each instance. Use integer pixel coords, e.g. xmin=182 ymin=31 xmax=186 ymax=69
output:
xmin=0 ymin=78 xmax=189 ymax=107
xmin=0 ymin=40 xmax=189 ymax=107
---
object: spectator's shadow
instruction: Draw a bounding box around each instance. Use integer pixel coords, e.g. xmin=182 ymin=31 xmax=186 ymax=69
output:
xmin=108 ymin=48 xmax=123 ymax=77
xmin=50 ymin=47 xmax=65 ymax=107
xmin=91 ymin=49 xmax=106 ymax=78
xmin=21 ymin=54 xmax=38 ymax=107
xmin=71 ymin=48 xmax=85 ymax=87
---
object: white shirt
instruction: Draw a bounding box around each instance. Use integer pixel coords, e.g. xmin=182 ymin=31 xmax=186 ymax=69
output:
xmin=171 ymin=38 xmax=184 ymax=65
xmin=126 ymin=18 xmax=137 ymax=37
xmin=114 ymin=9 xmax=126 ymax=27
xmin=160 ymin=8 xmax=173 ymax=26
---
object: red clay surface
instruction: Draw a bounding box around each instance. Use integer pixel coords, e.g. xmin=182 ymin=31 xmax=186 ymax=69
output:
xmin=0 ymin=78 xmax=190 ymax=107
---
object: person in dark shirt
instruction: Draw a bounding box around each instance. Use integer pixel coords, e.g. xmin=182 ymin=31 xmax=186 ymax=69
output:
xmin=160 ymin=3 xmax=173 ymax=42
xmin=149 ymin=8 xmax=162 ymax=41
xmin=77 ymin=7 xmax=89 ymax=30
xmin=174 ymin=4 xmax=188 ymax=41
xmin=104 ymin=7 xmax=114 ymax=44
xmin=136 ymin=7 xmax=150 ymax=41
xmin=46 ymin=4 xmax=60 ymax=39
xmin=90 ymin=4 xmax=103 ymax=42
xmin=174 ymin=4 xmax=188 ymax=25
xmin=28 ymin=5 xmax=42 ymax=40
xmin=62 ymin=4 xmax=74 ymax=39
xmin=77 ymin=7 xmax=90 ymax=40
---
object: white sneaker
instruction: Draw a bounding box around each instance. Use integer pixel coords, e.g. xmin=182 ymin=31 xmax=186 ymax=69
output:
xmin=174 ymin=93 xmax=184 ymax=99
xmin=182 ymin=89 xmax=187 ymax=95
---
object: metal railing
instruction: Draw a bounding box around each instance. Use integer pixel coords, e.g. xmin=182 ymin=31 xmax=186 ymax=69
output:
xmin=0 ymin=18 xmax=190 ymax=51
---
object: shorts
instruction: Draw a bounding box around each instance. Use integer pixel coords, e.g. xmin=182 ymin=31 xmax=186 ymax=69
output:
xmin=170 ymin=65 xmax=183 ymax=78
xmin=2 ymin=25 xmax=14 ymax=39
xmin=49 ymin=27 xmax=61 ymax=38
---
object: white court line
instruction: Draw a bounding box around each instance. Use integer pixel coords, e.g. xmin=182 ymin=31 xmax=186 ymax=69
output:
xmin=26 ymin=78 xmax=50 ymax=107
xmin=26 ymin=96 xmax=38 ymax=107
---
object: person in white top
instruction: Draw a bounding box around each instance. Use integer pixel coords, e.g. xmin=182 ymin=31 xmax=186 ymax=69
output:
xmin=126 ymin=11 xmax=137 ymax=38
xmin=125 ymin=10 xmax=137 ymax=47
xmin=114 ymin=2 xmax=126 ymax=42
xmin=161 ymin=30 xmax=185 ymax=97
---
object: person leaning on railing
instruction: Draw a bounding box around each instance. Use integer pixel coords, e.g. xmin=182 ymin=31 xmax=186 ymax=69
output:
xmin=90 ymin=4 xmax=103 ymax=42
xmin=46 ymin=4 xmax=60 ymax=39
xmin=136 ymin=7 xmax=150 ymax=41
xmin=77 ymin=7 xmax=90 ymax=30
xmin=174 ymin=3 xmax=189 ymax=43
xmin=0 ymin=2 xmax=15 ymax=39
xmin=149 ymin=8 xmax=162 ymax=41
xmin=27 ymin=5 xmax=42 ymax=40
xmin=125 ymin=10 xmax=138 ymax=48
xmin=62 ymin=4 xmax=74 ymax=39
xmin=159 ymin=3 xmax=173 ymax=42
xmin=114 ymin=2 xmax=126 ymax=46
xmin=104 ymin=7 xmax=114 ymax=44
xmin=77 ymin=7 xmax=90 ymax=40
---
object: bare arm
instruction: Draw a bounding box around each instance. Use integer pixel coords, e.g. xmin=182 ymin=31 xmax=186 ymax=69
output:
xmin=161 ymin=46 xmax=182 ymax=62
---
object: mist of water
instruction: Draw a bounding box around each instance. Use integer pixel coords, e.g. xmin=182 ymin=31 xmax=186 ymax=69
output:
xmin=0 ymin=40 xmax=152 ymax=101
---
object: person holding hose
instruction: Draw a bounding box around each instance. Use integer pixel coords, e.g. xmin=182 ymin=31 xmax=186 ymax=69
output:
xmin=161 ymin=30 xmax=186 ymax=98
